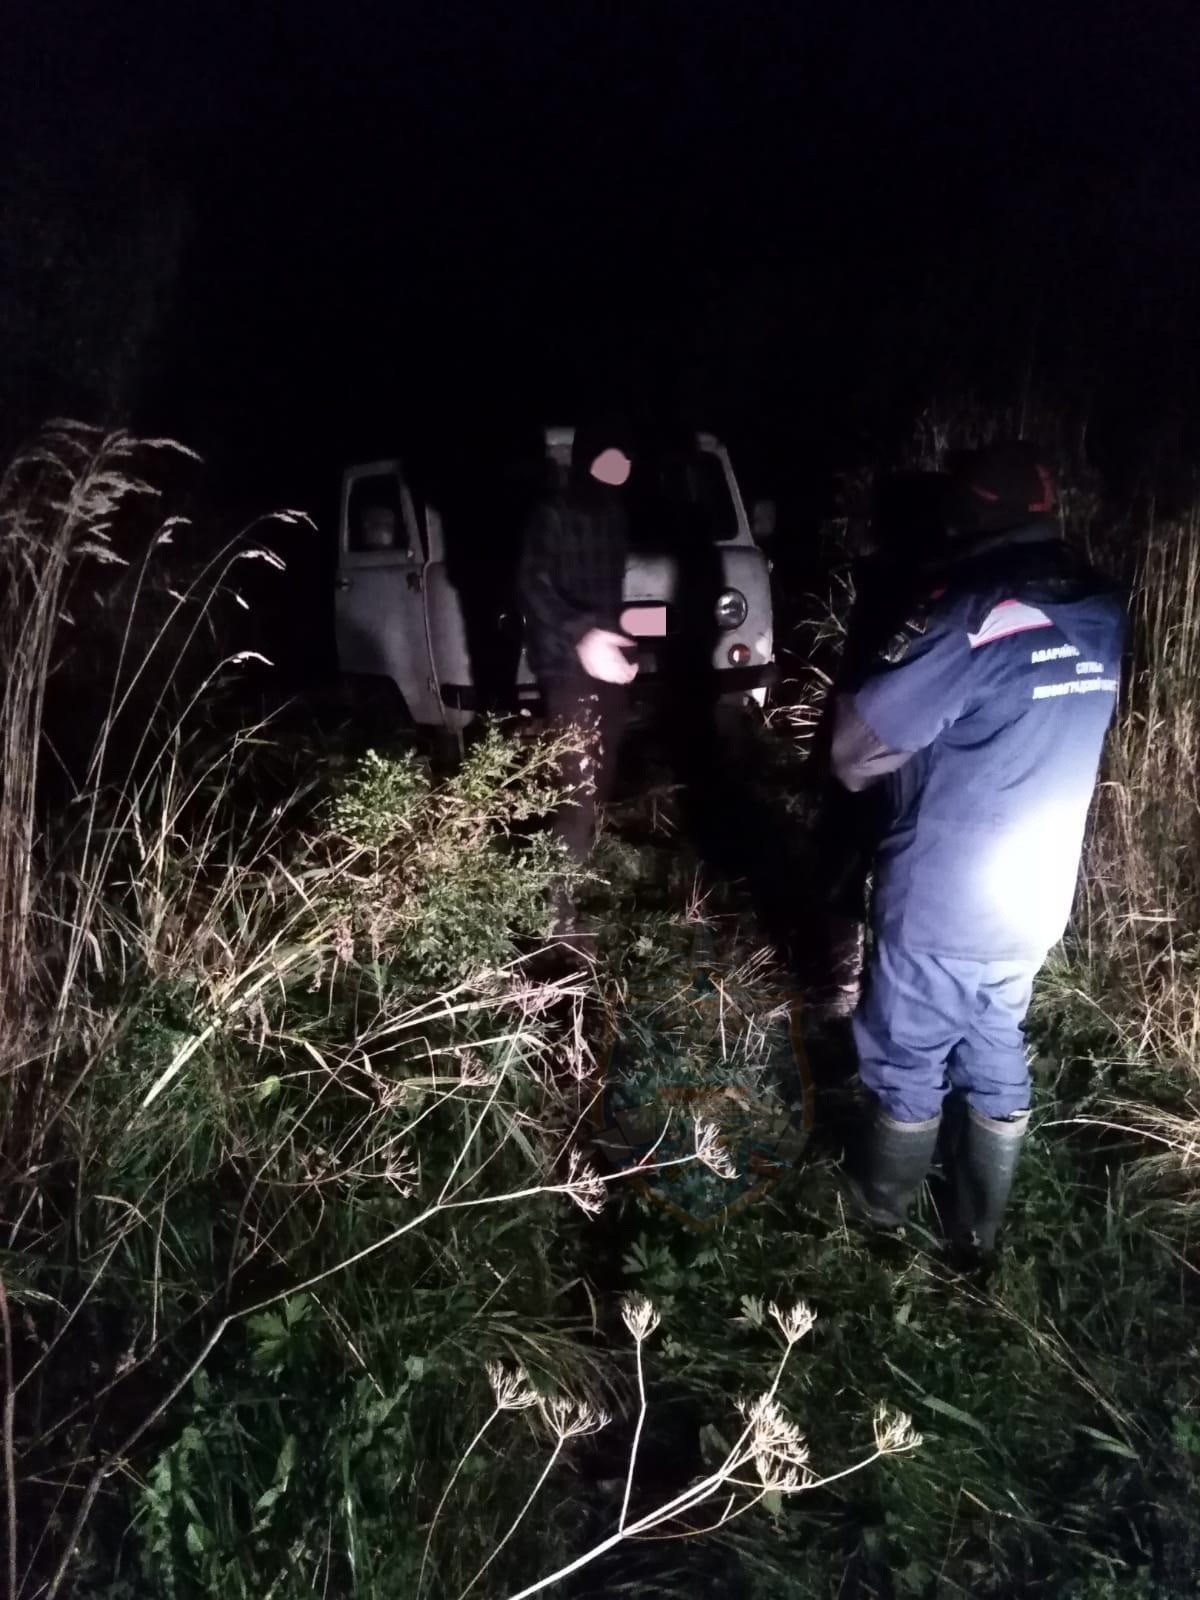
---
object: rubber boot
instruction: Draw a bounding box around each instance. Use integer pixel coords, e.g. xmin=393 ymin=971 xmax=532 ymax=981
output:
xmin=951 ymin=1105 xmax=1030 ymax=1253
xmin=846 ymin=1109 xmax=941 ymax=1230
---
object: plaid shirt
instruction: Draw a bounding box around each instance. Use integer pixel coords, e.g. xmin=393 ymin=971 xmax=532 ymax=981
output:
xmin=517 ymin=494 xmax=628 ymax=682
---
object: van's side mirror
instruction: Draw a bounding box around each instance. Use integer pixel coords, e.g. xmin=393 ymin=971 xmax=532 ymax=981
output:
xmin=751 ymin=498 xmax=777 ymax=543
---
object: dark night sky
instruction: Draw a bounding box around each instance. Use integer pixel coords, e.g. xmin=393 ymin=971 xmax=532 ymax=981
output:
xmin=5 ymin=0 xmax=1200 ymax=518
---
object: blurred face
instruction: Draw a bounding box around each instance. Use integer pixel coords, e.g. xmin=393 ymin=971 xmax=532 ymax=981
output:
xmin=589 ymin=447 xmax=632 ymax=487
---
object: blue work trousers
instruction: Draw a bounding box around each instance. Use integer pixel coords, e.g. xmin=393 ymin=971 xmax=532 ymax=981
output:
xmin=852 ymin=939 xmax=1035 ymax=1123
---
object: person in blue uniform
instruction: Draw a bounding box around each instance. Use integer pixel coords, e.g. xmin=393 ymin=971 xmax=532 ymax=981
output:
xmin=831 ymin=443 xmax=1127 ymax=1253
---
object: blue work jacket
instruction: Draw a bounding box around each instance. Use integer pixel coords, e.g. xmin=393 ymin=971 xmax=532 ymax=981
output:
xmin=832 ymin=531 xmax=1127 ymax=960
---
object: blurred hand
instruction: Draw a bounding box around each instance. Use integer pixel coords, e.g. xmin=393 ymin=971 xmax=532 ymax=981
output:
xmin=576 ymin=628 xmax=639 ymax=684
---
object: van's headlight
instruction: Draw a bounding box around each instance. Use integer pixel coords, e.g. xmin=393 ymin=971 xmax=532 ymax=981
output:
xmin=715 ymin=588 xmax=748 ymax=630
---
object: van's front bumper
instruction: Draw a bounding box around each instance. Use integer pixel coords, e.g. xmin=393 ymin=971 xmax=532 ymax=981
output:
xmin=440 ymin=661 xmax=777 ymax=712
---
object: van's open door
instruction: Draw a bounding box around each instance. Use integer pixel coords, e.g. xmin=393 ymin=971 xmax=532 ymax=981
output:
xmin=335 ymin=460 xmax=445 ymax=727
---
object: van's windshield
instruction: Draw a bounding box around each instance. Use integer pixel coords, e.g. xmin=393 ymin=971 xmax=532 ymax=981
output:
xmin=628 ymin=449 xmax=739 ymax=551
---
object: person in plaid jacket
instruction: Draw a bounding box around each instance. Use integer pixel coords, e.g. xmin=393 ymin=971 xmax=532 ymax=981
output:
xmin=518 ymin=420 xmax=637 ymax=925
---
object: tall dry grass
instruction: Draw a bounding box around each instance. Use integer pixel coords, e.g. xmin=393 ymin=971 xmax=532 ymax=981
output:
xmin=0 ymin=424 xmax=614 ymax=1596
xmin=1052 ymin=509 xmax=1200 ymax=1201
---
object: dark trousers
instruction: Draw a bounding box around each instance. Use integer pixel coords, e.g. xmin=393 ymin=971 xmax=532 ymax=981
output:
xmin=542 ymin=677 xmax=629 ymax=863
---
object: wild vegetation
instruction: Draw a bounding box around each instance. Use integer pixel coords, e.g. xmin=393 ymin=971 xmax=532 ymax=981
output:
xmin=2 ymin=418 xmax=1199 ymax=1600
